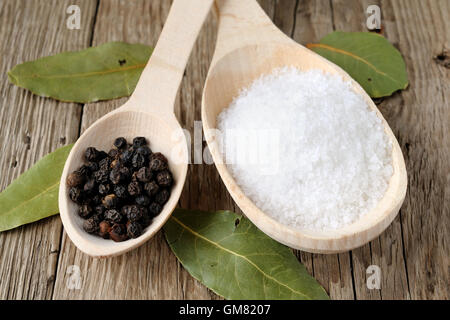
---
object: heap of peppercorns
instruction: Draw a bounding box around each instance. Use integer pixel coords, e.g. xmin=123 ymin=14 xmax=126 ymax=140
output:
xmin=66 ymin=137 xmax=173 ymax=242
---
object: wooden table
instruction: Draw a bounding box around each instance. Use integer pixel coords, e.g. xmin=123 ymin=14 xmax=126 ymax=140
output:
xmin=0 ymin=0 xmax=448 ymax=300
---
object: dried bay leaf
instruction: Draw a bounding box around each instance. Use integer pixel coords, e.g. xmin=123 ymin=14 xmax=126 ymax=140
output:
xmin=164 ymin=209 xmax=329 ymax=300
xmin=0 ymin=144 xmax=73 ymax=232
xmin=8 ymin=42 xmax=152 ymax=103
xmin=307 ymin=32 xmax=408 ymax=98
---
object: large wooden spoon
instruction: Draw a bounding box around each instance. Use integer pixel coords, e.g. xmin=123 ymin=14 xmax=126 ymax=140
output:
xmin=202 ymin=0 xmax=407 ymax=253
xmin=59 ymin=0 xmax=213 ymax=258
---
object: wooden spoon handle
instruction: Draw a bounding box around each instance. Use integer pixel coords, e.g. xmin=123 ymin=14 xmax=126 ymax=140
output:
xmin=131 ymin=0 xmax=213 ymax=113
xmin=211 ymin=0 xmax=293 ymax=66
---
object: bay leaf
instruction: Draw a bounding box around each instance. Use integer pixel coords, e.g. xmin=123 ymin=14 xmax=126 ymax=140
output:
xmin=164 ymin=209 xmax=329 ymax=300
xmin=0 ymin=144 xmax=73 ymax=232
xmin=8 ymin=42 xmax=152 ymax=103
xmin=307 ymin=31 xmax=408 ymax=98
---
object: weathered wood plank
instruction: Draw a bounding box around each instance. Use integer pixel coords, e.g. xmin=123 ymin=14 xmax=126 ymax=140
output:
xmin=0 ymin=0 xmax=97 ymax=299
xmin=291 ymin=0 xmax=334 ymax=43
xmin=380 ymin=0 xmax=449 ymax=300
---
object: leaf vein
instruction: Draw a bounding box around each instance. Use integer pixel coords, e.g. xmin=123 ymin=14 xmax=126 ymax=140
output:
xmin=20 ymin=63 xmax=146 ymax=80
xmin=0 ymin=182 xmax=59 ymax=218
xmin=170 ymin=216 xmax=311 ymax=299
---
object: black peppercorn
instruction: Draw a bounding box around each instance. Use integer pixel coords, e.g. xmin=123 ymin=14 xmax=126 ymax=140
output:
xmin=135 ymin=194 xmax=151 ymax=206
xmin=110 ymin=224 xmax=128 ymax=242
xmin=69 ymin=187 xmax=84 ymax=204
xmin=98 ymin=151 xmax=108 ymax=160
xmin=114 ymin=137 xmax=127 ymax=149
xmin=83 ymin=179 xmax=96 ymax=195
xmin=83 ymin=218 xmax=99 ymax=234
xmin=92 ymin=194 xmax=102 ymax=205
xmin=124 ymin=205 xmax=143 ymax=222
xmin=140 ymin=212 xmax=152 ymax=228
xmin=140 ymin=206 xmax=149 ymax=217
xmin=104 ymin=209 xmax=123 ymax=223
xmin=66 ymin=171 xmax=85 ymax=188
xmin=108 ymin=148 xmax=119 ymax=159
xmin=120 ymin=149 xmax=133 ymax=164
xmin=86 ymin=161 xmax=99 ymax=172
xmin=98 ymin=157 xmax=111 ymax=170
xmin=156 ymin=170 xmax=173 ymax=187
xmin=133 ymin=137 xmax=147 ymax=148
xmin=98 ymin=183 xmax=111 ymax=196
xmin=144 ymin=181 xmax=160 ymax=197
xmin=111 ymin=166 xmax=130 ymax=185
xmin=119 ymin=166 xmax=131 ymax=180
xmin=149 ymin=152 xmax=168 ymax=171
xmin=94 ymin=204 xmax=105 ymax=215
xmin=77 ymin=165 xmax=90 ymax=178
xmin=114 ymin=185 xmax=128 ymax=198
xmin=91 ymin=212 xmax=104 ymax=223
xmin=85 ymin=147 xmax=100 ymax=162
xmin=131 ymin=171 xmax=139 ymax=182
xmin=136 ymin=167 xmax=152 ymax=182
xmin=155 ymin=189 xmax=170 ymax=205
xmin=78 ymin=204 xmax=93 ymax=219
xmin=109 ymin=168 xmax=122 ymax=185
xmin=98 ymin=220 xmax=112 ymax=239
xmin=94 ymin=169 xmax=109 ymax=184
xmin=136 ymin=146 xmax=151 ymax=157
xmin=102 ymin=194 xmax=118 ymax=209
xmin=110 ymin=159 xmax=121 ymax=170
xmin=67 ymin=136 xmax=174 ymax=242
xmin=128 ymin=181 xmax=142 ymax=196
xmin=131 ymin=153 xmax=146 ymax=168
xmin=127 ymin=221 xmax=143 ymax=239
xmin=149 ymin=202 xmax=162 ymax=216
xmin=120 ymin=205 xmax=130 ymax=217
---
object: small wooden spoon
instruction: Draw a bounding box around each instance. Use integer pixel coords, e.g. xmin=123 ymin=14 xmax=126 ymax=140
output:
xmin=59 ymin=0 xmax=213 ymax=258
xmin=202 ymin=0 xmax=407 ymax=253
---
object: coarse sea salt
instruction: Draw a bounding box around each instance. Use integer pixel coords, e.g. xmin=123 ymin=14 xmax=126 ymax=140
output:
xmin=217 ymin=67 xmax=393 ymax=231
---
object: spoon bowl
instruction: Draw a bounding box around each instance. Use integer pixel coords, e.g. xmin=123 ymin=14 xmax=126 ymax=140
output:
xmin=59 ymin=0 xmax=213 ymax=258
xmin=59 ymin=108 xmax=188 ymax=258
xmin=202 ymin=0 xmax=407 ymax=253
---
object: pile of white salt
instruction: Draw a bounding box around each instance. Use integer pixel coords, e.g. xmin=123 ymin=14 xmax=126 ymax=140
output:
xmin=217 ymin=68 xmax=393 ymax=231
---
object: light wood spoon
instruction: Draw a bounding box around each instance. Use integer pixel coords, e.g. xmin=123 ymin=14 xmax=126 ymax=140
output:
xmin=202 ymin=0 xmax=407 ymax=253
xmin=59 ymin=0 xmax=213 ymax=258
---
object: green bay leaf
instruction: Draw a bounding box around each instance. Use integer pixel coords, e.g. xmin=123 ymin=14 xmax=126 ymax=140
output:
xmin=164 ymin=209 xmax=329 ymax=300
xmin=8 ymin=42 xmax=152 ymax=103
xmin=0 ymin=144 xmax=73 ymax=232
xmin=307 ymin=31 xmax=408 ymax=98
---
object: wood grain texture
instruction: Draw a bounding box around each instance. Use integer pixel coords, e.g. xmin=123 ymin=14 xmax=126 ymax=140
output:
xmin=0 ymin=0 xmax=97 ymax=299
xmin=378 ymin=0 xmax=449 ymax=300
xmin=0 ymin=0 xmax=447 ymax=300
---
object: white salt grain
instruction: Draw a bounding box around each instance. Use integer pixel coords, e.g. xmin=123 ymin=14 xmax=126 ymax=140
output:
xmin=217 ymin=68 xmax=393 ymax=231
